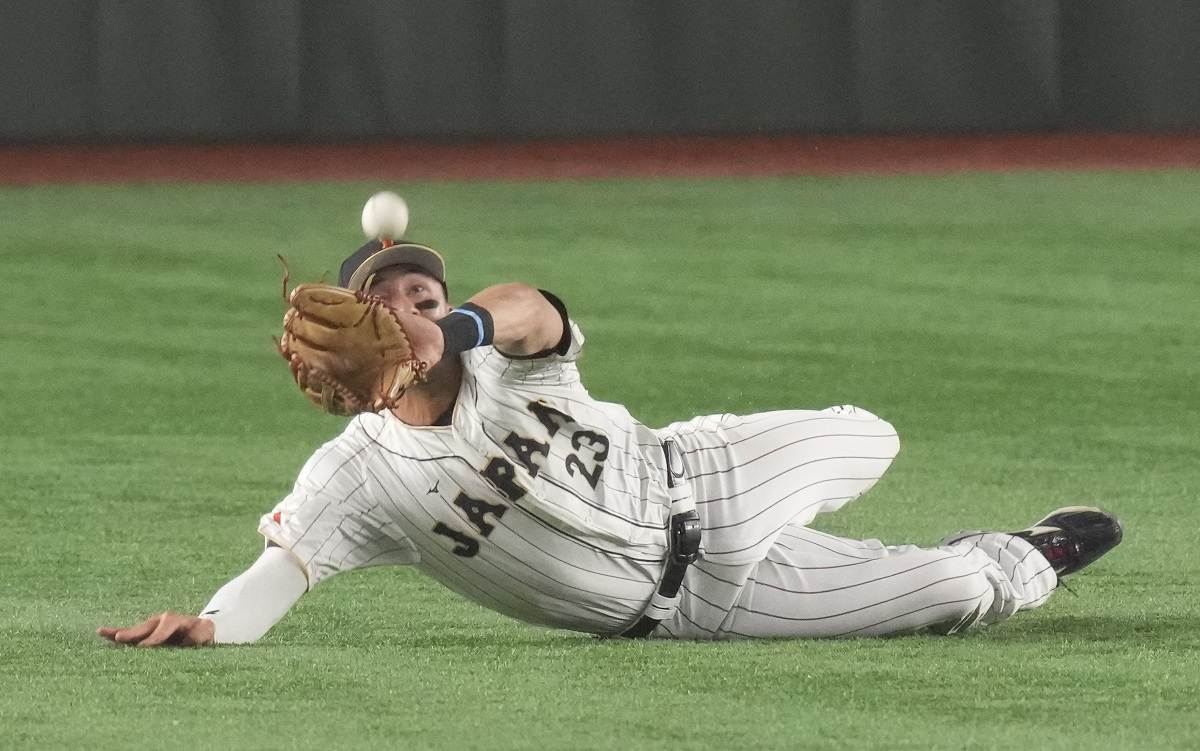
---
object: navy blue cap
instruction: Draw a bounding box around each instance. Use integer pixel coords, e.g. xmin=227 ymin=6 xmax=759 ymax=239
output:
xmin=339 ymin=240 xmax=446 ymax=291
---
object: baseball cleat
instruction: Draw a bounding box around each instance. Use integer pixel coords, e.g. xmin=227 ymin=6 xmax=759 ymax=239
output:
xmin=941 ymin=506 xmax=1123 ymax=579
xmin=1009 ymin=506 xmax=1123 ymax=579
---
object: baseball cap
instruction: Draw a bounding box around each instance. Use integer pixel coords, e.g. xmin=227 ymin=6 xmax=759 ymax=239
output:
xmin=339 ymin=240 xmax=447 ymax=292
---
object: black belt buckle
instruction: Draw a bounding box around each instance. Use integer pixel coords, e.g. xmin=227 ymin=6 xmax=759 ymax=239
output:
xmin=670 ymin=510 xmax=701 ymax=565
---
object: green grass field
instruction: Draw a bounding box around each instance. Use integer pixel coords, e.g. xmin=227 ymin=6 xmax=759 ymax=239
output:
xmin=2 ymin=172 xmax=1198 ymax=750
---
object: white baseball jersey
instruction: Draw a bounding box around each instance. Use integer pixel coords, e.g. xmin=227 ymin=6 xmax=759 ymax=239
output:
xmin=260 ymin=318 xmax=671 ymax=635
xmin=260 ymin=309 xmax=1058 ymax=639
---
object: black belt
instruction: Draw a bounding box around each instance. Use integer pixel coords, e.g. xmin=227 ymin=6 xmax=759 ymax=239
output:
xmin=620 ymin=439 xmax=701 ymax=638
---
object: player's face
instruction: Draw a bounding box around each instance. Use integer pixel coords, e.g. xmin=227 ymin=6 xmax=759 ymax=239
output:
xmin=369 ymin=269 xmax=450 ymax=321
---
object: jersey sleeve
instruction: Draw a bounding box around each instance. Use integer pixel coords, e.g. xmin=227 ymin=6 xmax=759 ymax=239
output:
xmin=258 ymin=416 xmax=420 ymax=587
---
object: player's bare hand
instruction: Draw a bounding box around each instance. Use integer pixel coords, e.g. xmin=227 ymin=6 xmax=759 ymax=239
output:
xmin=97 ymin=611 xmax=216 ymax=648
xmin=400 ymin=311 xmax=446 ymax=369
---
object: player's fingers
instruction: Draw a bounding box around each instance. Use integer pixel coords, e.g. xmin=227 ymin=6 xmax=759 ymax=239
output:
xmin=109 ymin=615 xmax=163 ymax=644
xmin=137 ymin=613 xmax=185 ymax=648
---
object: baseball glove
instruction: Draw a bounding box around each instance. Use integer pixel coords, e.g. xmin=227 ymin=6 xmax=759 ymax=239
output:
xmin=278 ymin=283 xmax=427 ymax=416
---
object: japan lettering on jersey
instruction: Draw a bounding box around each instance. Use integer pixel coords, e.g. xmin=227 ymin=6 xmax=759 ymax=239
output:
xmin=260 ymin=315 xmax=670 ymax=634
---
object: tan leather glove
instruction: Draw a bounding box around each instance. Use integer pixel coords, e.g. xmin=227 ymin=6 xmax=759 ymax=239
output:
xmin=279 ymin=284 xmax=427 ymax=415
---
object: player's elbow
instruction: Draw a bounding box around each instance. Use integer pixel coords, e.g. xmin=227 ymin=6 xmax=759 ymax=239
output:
xmin=470 ymin=283 xmax=564 ymax=356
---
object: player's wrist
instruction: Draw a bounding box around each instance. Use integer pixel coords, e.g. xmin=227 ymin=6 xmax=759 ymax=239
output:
xmin=192 ymin=615 xmax=218 ymax=645
xmin=436 ymin=303 xmax=494 ymax=357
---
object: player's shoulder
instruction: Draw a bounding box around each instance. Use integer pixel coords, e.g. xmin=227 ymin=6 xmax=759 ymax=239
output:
xmin=291 ymin=414 xmax=383 ymax=491
xmin=308 ymin=412 xmax=388 ymax=457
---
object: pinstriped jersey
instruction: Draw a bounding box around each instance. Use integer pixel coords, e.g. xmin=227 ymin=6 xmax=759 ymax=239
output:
xmin=260 ymin=320 xmax=671 ymax=635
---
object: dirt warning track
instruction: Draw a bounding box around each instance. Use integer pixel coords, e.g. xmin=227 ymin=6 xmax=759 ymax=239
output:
xmin=2 ymin=133 xmax=1199 ymax=185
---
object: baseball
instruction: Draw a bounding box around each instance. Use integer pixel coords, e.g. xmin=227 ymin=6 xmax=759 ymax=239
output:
xmin=361 ymin=191 xmax=409 ymax=241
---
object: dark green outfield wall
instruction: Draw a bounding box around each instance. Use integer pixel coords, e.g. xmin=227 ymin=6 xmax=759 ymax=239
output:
xmin=3 ymin=0 xmax=1198 ymax=142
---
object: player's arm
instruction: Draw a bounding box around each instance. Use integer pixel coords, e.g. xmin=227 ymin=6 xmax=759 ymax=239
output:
xmin=461 ymin=283 xmax=565 ymax=357
xmin=97 ymin=544 xmax=307 ymax=647
xmin=405 ymin=283 xmax=568 ymax=365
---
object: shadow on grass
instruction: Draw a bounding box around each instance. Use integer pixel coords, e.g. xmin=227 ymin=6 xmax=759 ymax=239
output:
xmin=986 ymin=612 xmax=1198 ymax=644
xmin=259 ymin=608 xmax=1197 ymax=651
xmin=282 ymin=612 xmax=1198 ymax=650
xmin=274 ymin=627 xmax=593 ymax=651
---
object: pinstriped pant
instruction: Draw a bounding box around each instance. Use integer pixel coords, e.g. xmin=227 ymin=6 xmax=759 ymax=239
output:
xmin=655 ymin=407 xmax=1058 ymax=639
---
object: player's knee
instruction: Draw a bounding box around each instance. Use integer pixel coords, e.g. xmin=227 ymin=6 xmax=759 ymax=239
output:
xmin=822 ymin=404 xmax=900 ymax=461
xmin=877 ymin=418 xmax=900 ymax=461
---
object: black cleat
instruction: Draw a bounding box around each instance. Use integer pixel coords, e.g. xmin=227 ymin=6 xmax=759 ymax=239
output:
xmin=1009 ymin=506 xmax=1123 ymax=579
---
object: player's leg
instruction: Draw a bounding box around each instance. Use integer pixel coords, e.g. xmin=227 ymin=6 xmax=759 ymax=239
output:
xmin=658 ymin=405 xmax=900 ymax=567
xmin=664 ymin=525 xmax=1058 ymax=639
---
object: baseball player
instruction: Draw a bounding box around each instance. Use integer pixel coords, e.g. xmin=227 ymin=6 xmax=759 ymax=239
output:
xmin=99 ymin=235 xmax=1123 ymax=647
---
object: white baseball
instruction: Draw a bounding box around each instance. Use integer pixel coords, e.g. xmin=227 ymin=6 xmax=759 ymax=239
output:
xmin=361 ymin=191 xmax=410 ymax=240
